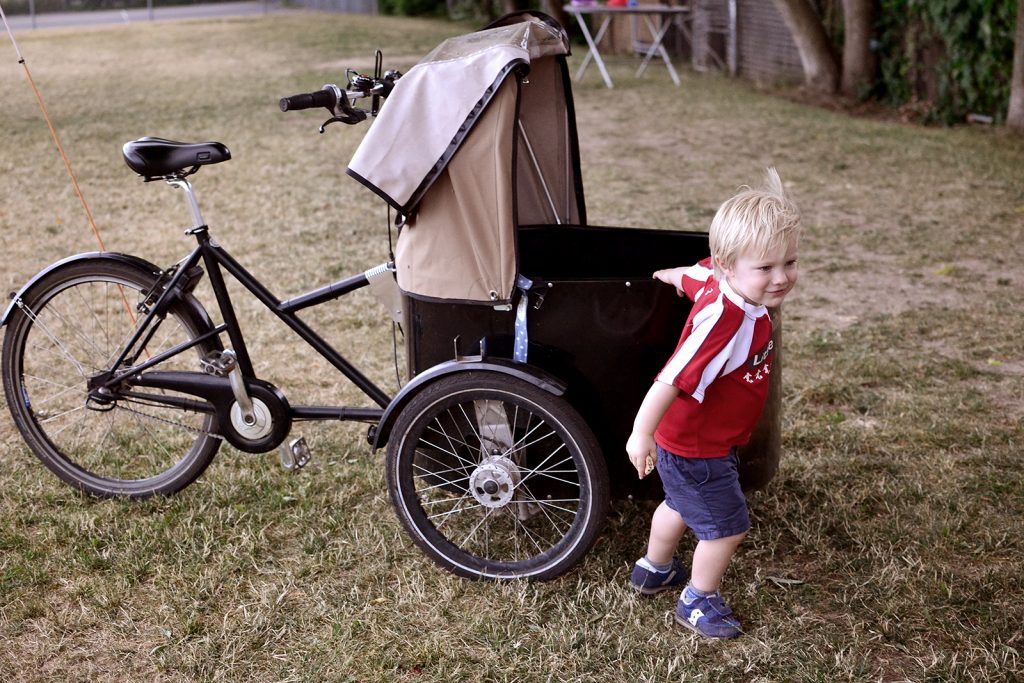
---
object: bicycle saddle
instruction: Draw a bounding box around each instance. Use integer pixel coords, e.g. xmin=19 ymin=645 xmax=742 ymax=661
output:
xmin=122 ymin=137 xmax=231 ymax=178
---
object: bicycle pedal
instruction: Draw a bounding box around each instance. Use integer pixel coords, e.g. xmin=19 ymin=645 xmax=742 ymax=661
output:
xmin=280 ymin=436 xmax=312 ymax=471
xmin=200 ymin=349 xmax=236 ymax=377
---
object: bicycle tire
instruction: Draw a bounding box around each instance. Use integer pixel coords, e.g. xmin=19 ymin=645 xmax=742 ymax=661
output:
xmin=2 ymin=256 xmax=223 ymax=498
xmin=386 ymin=371 xmax=609 ymax=580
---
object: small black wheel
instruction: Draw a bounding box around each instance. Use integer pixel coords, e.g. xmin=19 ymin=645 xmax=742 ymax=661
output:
xmin=386 ymin=371 xmax=609 ymax=580
xmin=2 ymin=257 xmax=222 ymax=498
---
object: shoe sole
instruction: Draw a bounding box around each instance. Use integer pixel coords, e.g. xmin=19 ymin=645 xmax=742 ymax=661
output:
xmin=630 ymin=583 xmax=682 ymax=596
xmin=673 ymin=612 xmax=742 ymax=639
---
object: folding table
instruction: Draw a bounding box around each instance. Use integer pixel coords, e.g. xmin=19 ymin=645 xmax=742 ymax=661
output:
xmin=563 ymin=3 xmax=692 ymax=89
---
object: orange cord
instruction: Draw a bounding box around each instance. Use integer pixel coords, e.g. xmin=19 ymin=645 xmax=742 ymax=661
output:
xmin=2 ymin=5 xmax=139 ymax=326
xmin=20 ymin=61 xmax=108 ymax=252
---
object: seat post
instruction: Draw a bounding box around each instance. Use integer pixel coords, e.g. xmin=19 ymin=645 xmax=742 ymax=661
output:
xmin=166 ymin=177 xmax=206 ymax=230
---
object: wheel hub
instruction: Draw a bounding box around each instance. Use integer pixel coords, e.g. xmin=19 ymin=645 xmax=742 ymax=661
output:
xmin=469 ymin=455 xmax=521 ymax=508
xmin=230 ymin=397 xmax=273 ymax=440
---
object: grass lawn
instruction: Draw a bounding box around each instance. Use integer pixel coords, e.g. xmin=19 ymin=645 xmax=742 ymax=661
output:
xmin=1 ymin=11 xmax=1022 ymax=682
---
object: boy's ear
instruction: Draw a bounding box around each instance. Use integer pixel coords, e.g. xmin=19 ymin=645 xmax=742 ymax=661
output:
xmin=714 ymin=256 xmax=733 ymax=278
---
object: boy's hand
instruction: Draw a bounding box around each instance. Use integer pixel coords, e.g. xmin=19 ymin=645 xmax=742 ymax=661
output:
xmin=626 ymin=431 xmax=657 ymax=479
xmin=652 ymin=267 xmax=687 ymax=297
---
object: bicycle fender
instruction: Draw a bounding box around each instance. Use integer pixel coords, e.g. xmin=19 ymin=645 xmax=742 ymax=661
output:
xmin=3 ymin=252 xmax=161 ymax=326
xmin=369 ymin=358 xmax=567 ymax=450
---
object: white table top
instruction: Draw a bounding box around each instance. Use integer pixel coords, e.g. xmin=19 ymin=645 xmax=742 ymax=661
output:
xmin=563 ymin=3 xmax=691 ymax=15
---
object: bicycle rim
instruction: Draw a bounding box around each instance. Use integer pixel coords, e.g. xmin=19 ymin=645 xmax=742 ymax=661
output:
xmin=3 ymin=260 xmax=220 ymax=496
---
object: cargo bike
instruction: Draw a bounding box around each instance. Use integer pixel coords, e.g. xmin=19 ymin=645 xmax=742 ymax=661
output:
xmin=0 ymin=13 xmax=780 ymax=581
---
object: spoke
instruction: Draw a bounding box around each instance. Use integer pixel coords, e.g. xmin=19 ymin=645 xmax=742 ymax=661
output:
xmin=426 ymin=497 xmax=486 ymax=524
xmin=511 ymin=404 xmax=521 ymax=452
xmin=424 ymin=423 xmax=477 ymax=454
xmin=519 ymin=470 xmax=581 ymax=489
xmin=520 ymin=501 xmax=569 ymax=540
xmin=516 ymin=445 xmax=569 ymax=485
xmin=523 ymin=496 xmax=581 ymax=518
xmin=509 ymin=426 xmax=560 ymax=455
xmin=418 ymin=495 xmax=478 ymax=507
xmin=73 ymin=280 xmax=123 ymax=362
xmin=457 ymin=506 xmax=496 ymax=549
xmin=147 ymin=317 xmax=179 ymax=357
xmin=475 ymin=399 xmax=509 ymax=453
xmin=502 ymin=505 xmax=546 ymax=557
xmin=36 ymin=403 xmax=88 ymax=426
xmin=412 ymin=474 xmax=472 ymax=494
xmin=413 ymin=441 xmax=476 ymax=473
xmin=22 ymin=374 xmax=84 ymax=407
xmin=20 ymin=305 xmax=91 ymax=378
xmin=425 ymin=410 xmax=480 ymax=469
xmin=516 ymin=487 xmax=574 ymax=537
xmin=456 ymin=402 xmax=484 ymax=449
xmin=412 ymin=461 xmax=472 ymax=480
xmin=25 ymin=336 xmax=100 ymax=373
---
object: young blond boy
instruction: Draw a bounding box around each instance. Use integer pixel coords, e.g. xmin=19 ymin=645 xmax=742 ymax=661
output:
xmin=625 ymin=168 xmax=801 ymax=638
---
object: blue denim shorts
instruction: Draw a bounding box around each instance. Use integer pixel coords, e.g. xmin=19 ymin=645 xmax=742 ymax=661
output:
xmin=656 ymin=445 xmax=750 ymax=541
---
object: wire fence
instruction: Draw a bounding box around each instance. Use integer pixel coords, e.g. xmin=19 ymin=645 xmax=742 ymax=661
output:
xmin=4 ymin=0 xmax=236 ymax=13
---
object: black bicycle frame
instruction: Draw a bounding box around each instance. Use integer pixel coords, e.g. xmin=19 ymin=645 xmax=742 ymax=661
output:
xmin=100 ymin=226 xmax=390 ymax=423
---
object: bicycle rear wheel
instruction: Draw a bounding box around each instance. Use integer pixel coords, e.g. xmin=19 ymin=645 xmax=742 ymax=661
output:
xmin=2 ymin=256 xmax=222 ymax=497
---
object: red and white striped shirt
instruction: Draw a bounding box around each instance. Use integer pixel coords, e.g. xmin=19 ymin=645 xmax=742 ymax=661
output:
xmin=654 ymin=258 xmax=774 ymax=458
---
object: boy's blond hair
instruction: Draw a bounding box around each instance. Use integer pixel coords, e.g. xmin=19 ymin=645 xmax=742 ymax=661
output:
xmin=708 ymin=168 xmax=801 ymax=278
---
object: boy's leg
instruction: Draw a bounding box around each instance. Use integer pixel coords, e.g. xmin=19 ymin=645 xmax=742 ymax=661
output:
xmin=630 ymin=501 xmax=690 ymax=595
xmin=690 ymin=531 xmax=746 ymax=592
xmin=677 ymin=532 xmax=746 ymax=639
xmin=667 ymin=451 xmax=748 ymax=638
xmin=646 ymin=501 xmax=688 ymax=565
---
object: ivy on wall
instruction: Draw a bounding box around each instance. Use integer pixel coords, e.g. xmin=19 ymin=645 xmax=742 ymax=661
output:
xmin=874 ymin=0 xmax=1017 ymax=124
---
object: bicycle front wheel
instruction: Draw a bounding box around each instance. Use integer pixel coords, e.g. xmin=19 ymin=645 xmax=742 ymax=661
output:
xmin=386 ymin=372 xmax=610 ymax=580
xmin=2 ymin=256 xmax=223 ymax=498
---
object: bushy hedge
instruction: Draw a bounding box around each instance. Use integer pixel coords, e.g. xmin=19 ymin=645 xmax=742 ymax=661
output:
xmin=377 ymin=0 xmax=445 ymax=17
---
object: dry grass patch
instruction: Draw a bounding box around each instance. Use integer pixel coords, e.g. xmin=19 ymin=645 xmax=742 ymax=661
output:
xmin=0 ymin=12 xmax=1022 ymax=683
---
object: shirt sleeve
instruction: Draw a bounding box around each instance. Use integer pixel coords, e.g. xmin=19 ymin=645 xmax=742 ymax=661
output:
xmin=679 ymin=257 xmax=714 ymax=302
xmin=656 ymin=297 xmax=743 ymax=403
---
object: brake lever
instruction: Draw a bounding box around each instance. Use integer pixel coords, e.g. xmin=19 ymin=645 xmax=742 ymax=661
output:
xmin=319 ymin=116 xmax=345 ymax=133
xmin=318 ymin=92 xmax=368 ymax=133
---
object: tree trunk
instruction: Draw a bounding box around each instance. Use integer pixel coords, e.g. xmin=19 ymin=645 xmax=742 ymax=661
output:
xmin=841 ymin=0 xmax=875 ymax=97
xmin=1008 ymin=0 xmax=1024 ymax=130
xmin=772 ymin=0 xmax=840 ymax=93
xmin=503 ymin=0 xmax=528 ymax=14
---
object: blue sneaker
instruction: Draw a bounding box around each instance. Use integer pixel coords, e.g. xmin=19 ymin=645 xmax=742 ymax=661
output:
xmin=675 ymin=587 xmax=742 ymax=639
xmin=630 ymin=556 xmax=689 ymax=595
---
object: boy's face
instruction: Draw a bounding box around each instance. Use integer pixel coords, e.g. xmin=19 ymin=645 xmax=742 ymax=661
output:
xmin=719 ymin=241 xmax=799 ymax=308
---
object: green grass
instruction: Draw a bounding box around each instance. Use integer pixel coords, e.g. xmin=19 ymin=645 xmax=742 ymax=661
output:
xmin=1 ymin=11 xmax=1023 ymax=682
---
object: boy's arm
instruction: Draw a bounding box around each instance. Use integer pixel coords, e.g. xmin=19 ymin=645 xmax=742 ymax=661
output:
xmin=654 ymin=259 xmax=713 ymax=300
xmin=652 ymin=267 xmax=687 ymax=297
xmin=626 ymin=381 xmax=680 ymax=478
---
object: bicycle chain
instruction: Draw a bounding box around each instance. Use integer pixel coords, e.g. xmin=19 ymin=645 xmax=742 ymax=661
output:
xmin=118 ymin=401 xmax=223 ymax=440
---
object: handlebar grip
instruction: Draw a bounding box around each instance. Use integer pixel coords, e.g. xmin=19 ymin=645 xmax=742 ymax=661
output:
xmin=279 ymin=89 xmax=338 ymax=112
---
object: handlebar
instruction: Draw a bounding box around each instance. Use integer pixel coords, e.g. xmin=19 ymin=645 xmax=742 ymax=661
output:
xmin=278 ymin=51 xmax=401 ymax=132
xmin=279 ymin=88 xmax=339 ymax=113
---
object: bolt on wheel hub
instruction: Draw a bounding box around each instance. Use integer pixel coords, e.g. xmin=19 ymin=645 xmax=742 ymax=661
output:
xmin=469 ymin=455 xmax=521 ymax=508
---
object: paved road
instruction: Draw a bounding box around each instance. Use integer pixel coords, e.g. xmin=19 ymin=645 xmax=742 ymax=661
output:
xmin=2 ymin=1 xmax=298 ymax=32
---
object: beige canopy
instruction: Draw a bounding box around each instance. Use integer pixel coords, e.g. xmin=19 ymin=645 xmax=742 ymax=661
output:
xmin=347 ymin=13 xmax=587 ymax=304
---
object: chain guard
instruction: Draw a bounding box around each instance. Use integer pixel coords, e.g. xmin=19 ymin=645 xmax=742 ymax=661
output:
xmin=119 ymin=371 xmax=291 ymax=453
